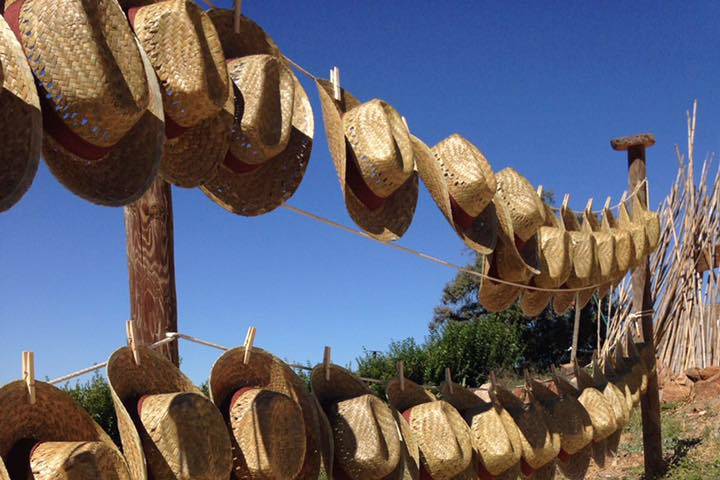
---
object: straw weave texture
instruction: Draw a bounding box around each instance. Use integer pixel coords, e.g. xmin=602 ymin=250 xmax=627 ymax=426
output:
xmin=30 ymin=441 xmax=131 ymax=480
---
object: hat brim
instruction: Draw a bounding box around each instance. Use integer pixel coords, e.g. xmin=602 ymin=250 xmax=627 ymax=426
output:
xmin=107 ymin=346 xmax=225 ymax=480
xmin=557 ymin=445 xmax=591 ymax=480
xmin=316 ymin=79 xmax=418 ymax=241
xmin=42 ymin=38 xmax=163 ymax=206
xmin=0 ymin=16 xmax=41 ymax=213
xmin=385 ymin=408 xmax=420 ymax=480
xmin=0 ymin=381 xmax=128 ymax=477
xmin=210 ymin=347 xmax=324 ymax=480
xmin=386 ymin=378 xmax=435 ymax=413
xmin=201 ymin=70 xmax=313 ymax=216
xmin=413 ymin=135 xmax=497 ymax=255
xmin=479 ymin=254 xmax=521 ymax=312
xmin=311 ymin=364 xmax=372 ymax=406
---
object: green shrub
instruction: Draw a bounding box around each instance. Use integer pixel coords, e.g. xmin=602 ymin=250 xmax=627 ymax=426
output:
xmin=63 ymin=373 xmax=120 ymax=446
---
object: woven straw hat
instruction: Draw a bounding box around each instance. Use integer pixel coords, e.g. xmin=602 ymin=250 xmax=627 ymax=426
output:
xmin=387 ymin=378 xmax=472 ymax=480
xmin=384 ymin=409 xmax=420 ymax=480
xmin=475 ymin=254 xmax=520 ymax=313
xmin=316 ymin=79 xmax=418 ymax=241
xmin=611 ymin=200 xmax=647 ymax=268
xmin=440 ymin=380 xmax=521 ymax=477
xmin=527 ymin=377 xmax=593 ymax=457
xmin=124 ymin=0 xmax=232 ymax=188
xmin=311 ymin=364 xmax=401 ymax=480
xmin=201 ymin=10 xmax=313 ymax=216
xmin=489 ymin=383 xmax=560 ymax=474
xmin=107 ymin=346 xmax=232 ymax=480
xmin=565 ymin=363 xmax=617 ymax=442
xmin=624 ymin=336 xmax=649 ymax=396
xmin=415 ymin=134 xmax=498 ymax=255
xmin=600 ymin=206 xmax=633 ymax=281
xmin=610 ymin=342 xmax=641 ymax=408
xmin=494 ymin=168 xmax=545 ymax=242
xmin=0 ymin=380 xmax=130 ymax=480
xmin=584 ymin=209 xmax=618 ymax=287
xmin=520 ymin=202 xmax=572 ymax=317
xmin=600 ymin=350 xmax=635 ymax=414
xmin=557 ymin=444 xmax=591 ymax=480
xmin=209 ymin=346 xmax=325 ymax=480
xmin=591 ymin=354 xmax=630 ymax=429
xmin=0 ymin=14 xmax=40 ymax=212
xmin=632 ymin=195 xmax=661 ymax=254
xmin=4 ymin=0 xmax=165 ymax=206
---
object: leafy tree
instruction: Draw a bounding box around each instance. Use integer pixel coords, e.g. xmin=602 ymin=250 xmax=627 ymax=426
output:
xmin=64 ymin=373 xmax=120 ymax=446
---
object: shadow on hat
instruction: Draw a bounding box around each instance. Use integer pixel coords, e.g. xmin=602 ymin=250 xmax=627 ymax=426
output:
xmin=315 ymin=79 xmax=418 ymax=241
xmin=4 ymin=0 xmax=165 ymax=206
xmin=107 ymin=346 xmax=232 ymax=480
xmin=312 ymin=364 xmax=402 ymax=480
xmin=0 ymin=14 xmax=40 ymax=212
xmin=209 ymin=346 xmax=327 ymax=480
xmin=0 ymin=380 xmax=131 ymax=479
xmin=439 ymin=379 xmax=521 ymax=478
xmin=387 ymin=378 xmax=472 ymax=480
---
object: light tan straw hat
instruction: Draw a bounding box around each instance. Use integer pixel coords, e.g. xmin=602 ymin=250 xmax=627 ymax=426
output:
xmin=0 ymin=380 xmax=131 ymax=480
xmin=4 ymin=0 xmax=164 ymax=206
xmin=600 ymin=204 xmax=633 ymax=281
xmin=520 ymin=200 xmax=572 ymax=317
xmin=387 ymin=378 xmax=472 ymax=480
xmin=384 ymin=409 xmax=420 ymax=480
xmin=489 ymin=381 xmax=560 ymax=475
xmin=632 ymin=194 xmax=661 ymax=254
xmin=440 ymin=380 xmax=520 ymax=478
xmin=200 ymin=10 xmax=313 ymax=216
xmin=610 ymin=199 xmax=647 ymax=268
xmin=121 ymin=0 xmax=232 ymax=188
xmin=415 ymin=134 xmax=498 ymax=255
xmin=583 ymin=207 xmax=618 ymax=290
xmin=0 ymin=14 xmax=40 ymax=212
xmin=107 ymin=346 xmax=232 ymax=480
xmin=561 ymin=362 xmax=617 ymax=442
xmin=316 ymin=79 xmax=418 ymax=241
xmin=591 ymin=353 xmax=630 ymax=430
xmin=210 ymin=346 xmax=325 ymax=480
xmin=312 ymin=364 xmax=401 ymax=480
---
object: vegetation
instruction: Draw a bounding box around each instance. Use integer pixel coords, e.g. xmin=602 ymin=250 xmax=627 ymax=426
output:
xmin=64 ymin=373 xmax=120 ymax=446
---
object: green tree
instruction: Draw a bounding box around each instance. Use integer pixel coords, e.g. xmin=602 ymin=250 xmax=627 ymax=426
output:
xmin=64 ymin=373 xmax=120 ymax=446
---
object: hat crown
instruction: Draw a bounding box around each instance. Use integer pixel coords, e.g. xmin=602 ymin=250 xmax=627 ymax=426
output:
xmin=230 ymin=388 xmax=306 ymax=479
xmin=132 ymin=0 xmax=229 ymax=128
xmin=495 ymin=168 xmax=546 ymax=241
xmin=431 ymin=134 xmax=496 ymax=218
xmin=343 ymin=99 xmax=414 ymax=198
xmin=17 ymin=0 xmax=149 ymax=147
xmin=30 ymin=441 xmax=131 ymax=480
xmin=228 ymin=54 xmax=295 ymax=164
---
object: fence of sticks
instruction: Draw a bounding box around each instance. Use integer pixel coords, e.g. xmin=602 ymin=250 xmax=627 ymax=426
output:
xmin=604 ymin=102 xmax=720 ymax=374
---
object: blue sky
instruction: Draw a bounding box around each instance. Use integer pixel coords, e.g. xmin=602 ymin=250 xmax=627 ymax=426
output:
xmin=2 ymin=1 xmax=719 ymax=385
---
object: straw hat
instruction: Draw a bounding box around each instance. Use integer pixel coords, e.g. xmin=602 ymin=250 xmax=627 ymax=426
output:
xmin=624 ymin=336 xmax=649 ymax=396
xmin=557 ymin=444 xmax=591 ymax=480
xmin=477 ymin=254 xmax=520 ymax=313
xmin=632 ymin=195 xmax=661 ymax=254
xmin=384 ymin=409 xmax=420 ymax=480
xmin=0 ymin=14 xmax=40 ymax=212
xmin=563 ymin=363 xmax=617 ymax=442
xmin=610 ymin=200 xmax=647 ymax=268
xmin=201 ymin=10 xmax=313 ymax=216
xmin=520 ymin=202 xmax=572 ymax=317
xmin=209 ymin=346 xmax=326 ymax=480
xmin=312 ymin=364 xmax=401 ymax=480
xmin=591 ymin=353 xmax=630 ymax=429
xmin=415 ymin=134 xmax=498 ymax=255
xmin=123 ymin=0 xmax=232 ymax=188
xmin=440 ymin=380 xmax=521 ymax=477
xmin=4 ymin=0 xmax=164 ymax=206
xmin=583 ymin=208 xmax=618 ymax=289
xmin=600 ymin=350 xmax=635 ymax=414
xmin=600 ymin=205 xmax=633 ymax=282
xmin=386 ymin=378 xmax=472 ymax=480
xmin=494 ymin=168 xmax=545 ymax=243
xmin=315 ymin=80 xmax=417 ymax=241
xmin=527 ymin=377 xmax=593 ymax=457
xmin=0 ymin=380 xmax=131 ymax=480
xmin=106 ymin=346 xmax=232 ymax=480
xmin=489 ymin=383 xmax=560 ymax=474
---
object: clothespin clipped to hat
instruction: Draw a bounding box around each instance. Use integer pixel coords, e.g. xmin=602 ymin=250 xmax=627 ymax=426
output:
xmin=604 ymin=196 xmax=612 ymax=212
xmin=585 ymin=198 xmax=594 ymax=215
xmin=243 ymin=326 xmax=256 ymax=364
xmin=561 ymin=193 xmax=570 ymax=214
xmin=323 ymin=346 xmax=332 ymax=381
xmin=22 ymin=351 xmax=36 ymax=405
xmin=445 ymin=367 xmax=454 ymax=394
xmin=488 ymin=371 xmax=498 ymax=403
xmin=234 ymin=0 xmax=242 ymax=33
xmin=620 ymin=191 xmax=628 ymax=205
xmin=397 ymin=361 xmax=405 ymax=391
xmin=126 ymin=320 xmax=141 ymax=366
xmin=330 ymin=66 xmax=341 ymax=101
xmin=536 ymin=185 xmax=544 ymax=199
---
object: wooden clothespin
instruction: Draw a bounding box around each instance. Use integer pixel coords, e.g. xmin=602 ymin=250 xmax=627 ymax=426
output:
xmin=561 ymin=193 xmax=570 ymax=213
xmin=126 ymin=320 xmax=141 ymax=366
xmin=401 ymin=116 xmax=409 ymax=132
xmin=22 ymin=351 xmax=36 ymax=405
xmin=620 ymin=191 xmax=628 ymax=204
xmin=323 ymin=346 xmax=332 ymax=381
xmin=445 ymin=368 xmax=454 ymax=394
xmin=536 ymin=185 xmax=544 ymax=198
xmin=397 ymin=361 xmax=405 ymax=391
xmin=243 ymin=326 xmax=256 ymax=364
xmin=604 ymin=196 xmax=612 ymax=211
xmin=585 ymin=198 xmax=594 ymax=215
xmin=330 ymin=66 xmax=341 ymax=101
xmin=233 ymin=0 xmax=242 ymax=33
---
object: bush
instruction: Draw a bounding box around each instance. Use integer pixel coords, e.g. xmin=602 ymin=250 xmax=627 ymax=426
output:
xmin=64 ymin=373 xmax=120 ymax=446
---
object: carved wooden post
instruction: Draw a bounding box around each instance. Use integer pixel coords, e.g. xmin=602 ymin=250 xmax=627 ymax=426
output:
xmin=611 ymin=133 xmax=664 ymax=478
xmin=124 ymin=177 xmax=179 ymax=366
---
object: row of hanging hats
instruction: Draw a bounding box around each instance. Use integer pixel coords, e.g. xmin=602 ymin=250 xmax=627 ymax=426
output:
xmin=0 ymin=330 xmax=651 ymax=480
xmin=0 ymin=0 xmax=660 ymax=297
xmin=0 ymin=0 xmax=312 ymax=214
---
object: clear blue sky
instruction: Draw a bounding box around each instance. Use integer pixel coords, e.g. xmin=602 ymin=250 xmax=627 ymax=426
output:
xmin=1 ymin=1 xmax=719 ymax=385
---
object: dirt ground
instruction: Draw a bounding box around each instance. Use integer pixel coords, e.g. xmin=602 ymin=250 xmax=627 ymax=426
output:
xmin=583 ymin=396 xmax=720 ymax=479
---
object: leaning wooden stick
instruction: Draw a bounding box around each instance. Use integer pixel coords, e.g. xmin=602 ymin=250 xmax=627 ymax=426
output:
xmin=323 ymin=346 xmax=332 ymax=381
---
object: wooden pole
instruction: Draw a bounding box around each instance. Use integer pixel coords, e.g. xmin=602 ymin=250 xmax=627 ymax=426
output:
xmin=611 ymin=133 xmax=664 ymax=477
xmin=124 ymin=177 xmax=179 ymax=366
xmin=570 ymin=292 xmax=581 ymax=364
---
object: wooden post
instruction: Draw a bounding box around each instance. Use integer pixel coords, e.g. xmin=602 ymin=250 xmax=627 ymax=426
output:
xmin=570 ymin=292 xmax=581 ymax=364
xmin=611 ymin=133 xmax=664 ymax=477
xmin=124 ymin=177 xmax=179 ymax=366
